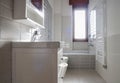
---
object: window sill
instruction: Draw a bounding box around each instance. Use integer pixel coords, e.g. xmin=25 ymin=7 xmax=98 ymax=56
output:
xmin=73 ymin=39 xmax=88 ymax=42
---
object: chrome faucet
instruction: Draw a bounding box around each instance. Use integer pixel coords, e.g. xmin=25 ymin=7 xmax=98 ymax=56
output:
xmin=31 ymin=30 xmax=39 ymax=42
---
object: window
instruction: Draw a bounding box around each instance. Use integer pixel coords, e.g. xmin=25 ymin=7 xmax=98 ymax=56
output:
xmin=90 ymin=10 xmax=96 ymax=39
xmin=73 ymin=9 xmax=88 ymax=42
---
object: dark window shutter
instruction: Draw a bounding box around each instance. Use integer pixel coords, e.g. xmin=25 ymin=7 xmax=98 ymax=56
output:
xmin=69 ymin=0 xmax=89 ymax=8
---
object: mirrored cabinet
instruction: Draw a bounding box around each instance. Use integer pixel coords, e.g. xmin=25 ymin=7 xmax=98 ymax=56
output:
xmin=13 ymin=0 xmax=44 ymax=28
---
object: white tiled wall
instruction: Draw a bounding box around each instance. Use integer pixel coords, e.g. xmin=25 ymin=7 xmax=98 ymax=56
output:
xmin=0 ymin=17 xmax=21 ymax=40
xmin=0 ymin=0 xmax=49 ymax=41
xmin=64 ymin=55 xmax=95 ymax=69
xmin=0 ymin=0 xmax=32 ymax=41
xmin=0 ymin=0 xmax=12 ymax=19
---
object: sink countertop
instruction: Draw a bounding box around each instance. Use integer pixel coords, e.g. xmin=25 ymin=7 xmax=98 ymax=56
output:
xmin=12 ymin=42 xmax=60 ymax=48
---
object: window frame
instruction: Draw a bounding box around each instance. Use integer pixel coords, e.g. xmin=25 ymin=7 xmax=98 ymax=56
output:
xmin=73 ymin=7 xmax=88 ymax=42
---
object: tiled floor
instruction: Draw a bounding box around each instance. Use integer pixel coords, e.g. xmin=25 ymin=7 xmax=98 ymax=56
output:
xmin=62 ymin=69 xmax=106 ymax=83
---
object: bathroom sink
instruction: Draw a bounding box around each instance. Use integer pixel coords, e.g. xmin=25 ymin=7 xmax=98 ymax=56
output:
xmin=12 ymin=41 xmax=60 ymax=48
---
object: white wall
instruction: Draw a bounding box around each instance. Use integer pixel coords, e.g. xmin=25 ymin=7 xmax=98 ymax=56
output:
xmin=65 ymin=54 xmax=95 ymax=69
xmin=54 ymin=14 xmax=62 ymax=41
xmin=89 ymin=0 xmax=120 ymax=83
xmin=54 ymin=0 xmax=89 ymax=51
xmin=47 ymin=0 xmax=55 ymax=40
xmin=48 ymin=0 xmax=54 ymax=8
xmin=54 ymin=0 xmax=62 ymax=41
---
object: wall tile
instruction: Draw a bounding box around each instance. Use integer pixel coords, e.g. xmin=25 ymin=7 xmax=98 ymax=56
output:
xmin=108 ymin=34 xmax=120 ymax=55
xmin=0 ymin=4 xmax=12 ymax=19
xmin=0 ymin=17 xmax=20 ymax=40
xmin=20 ymin=24 xmax=32 ymax=41
xmin=39 ymin=28 xmax=48 ymax=41
xmin=65 ymin=55 xmax=95 ymax=69
xmin=0 ymin=0 xmax=12 ymax=9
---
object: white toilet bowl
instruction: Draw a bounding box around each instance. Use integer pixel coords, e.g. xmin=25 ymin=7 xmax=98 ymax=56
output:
xmin=58 ymin=63 xmax=68 ymax=78
xmin=58 ymin=56 xmax=68 ymax=78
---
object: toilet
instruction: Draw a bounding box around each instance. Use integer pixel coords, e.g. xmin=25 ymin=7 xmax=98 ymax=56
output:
xmin=58 ymin=63 xmax=68 ymax=78
xmin=58 ymin=56 xmax=68 ymax=78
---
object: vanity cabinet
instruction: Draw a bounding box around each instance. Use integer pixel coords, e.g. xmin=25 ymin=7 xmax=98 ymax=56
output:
xmin=13 ymin=0 xmax=44 ymax=27
xmin=12 ymin=42 xmax=60 ymax=83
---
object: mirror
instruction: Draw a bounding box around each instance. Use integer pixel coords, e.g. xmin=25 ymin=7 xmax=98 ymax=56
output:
xmin=31 ymin=0 xmax=42 ymax=11
xmin=90 ymin=9 xmax=96 ymax=40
